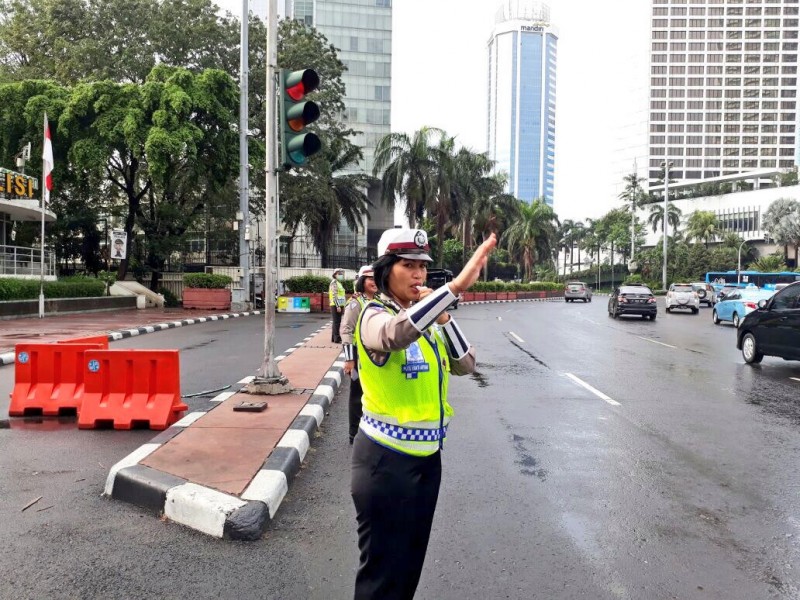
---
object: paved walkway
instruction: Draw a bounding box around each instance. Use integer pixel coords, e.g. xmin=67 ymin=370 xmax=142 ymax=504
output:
xmin=0 ymin=308 xmax=239 ymax=355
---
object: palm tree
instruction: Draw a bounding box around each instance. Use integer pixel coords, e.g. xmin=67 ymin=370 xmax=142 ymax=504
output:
xmin=373 ymin=127 xmax=442 ymax=228
xmin=426 ymin=134 xmax=458 ymax=267
xmin=647 ymin=202 xmax=682 ymax=234
xmin=685 ymin=210 xmax=719 ymax=247
xmin=450 ymin=148 xmax=505 ymax=264
xmin=504 ymin=199 xmax=558 ymax=282
xmin=762 ymin=198 xmax=800 ymax=264
xmin=283 ymin=137 xmax=372 ymax=266
xmin=558 ymin=219 xmax=575 ymax=277
xmin=571 ymin=221 xmax=586 ymax=271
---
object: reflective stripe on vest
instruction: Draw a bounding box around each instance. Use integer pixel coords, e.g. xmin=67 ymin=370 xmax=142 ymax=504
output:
xmin=359 ymin=415 xmax=445 ymax=457
xmin=355 ymin=299 xmax=452 ymax=457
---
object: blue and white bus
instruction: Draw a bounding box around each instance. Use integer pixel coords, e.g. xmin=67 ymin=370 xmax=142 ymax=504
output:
xmin=705 ymin=270 xmax=800 ymax=291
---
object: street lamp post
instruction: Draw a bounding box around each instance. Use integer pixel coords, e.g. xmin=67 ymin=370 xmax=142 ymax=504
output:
xmin=737 ymin=239 xmax=748 ymax=285
xmin=661 ymin=161 xmax=672 ymax=291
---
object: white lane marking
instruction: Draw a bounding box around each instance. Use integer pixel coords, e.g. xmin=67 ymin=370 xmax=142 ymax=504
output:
xmin=564 ymin=373 xmax=621 ymax=406
xmin=637 ymin=336 xmax=677 ymax=349
xmin=791 ymin=377 xmax=800 ymax=383
xmin=509 ymin=331 xmax=525 ymax=344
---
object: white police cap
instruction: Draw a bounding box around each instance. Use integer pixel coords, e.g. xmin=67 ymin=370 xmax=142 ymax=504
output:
xmin=357 ymin=265 xmax=374 ymax=278
xmin=376 ymin=228 xmax=432 ymax=262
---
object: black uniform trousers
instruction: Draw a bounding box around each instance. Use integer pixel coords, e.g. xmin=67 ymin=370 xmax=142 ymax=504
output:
xmin=351 ymin=432 xmax=442 ymax=600
xmin=348 ymin=375 xmax=363 ymax=444
xmin=331 ymin=305 xmax=343 ymax=343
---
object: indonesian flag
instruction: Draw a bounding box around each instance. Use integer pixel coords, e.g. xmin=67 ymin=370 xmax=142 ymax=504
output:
xmin=42 ymin=113 xmax=54 ymax=205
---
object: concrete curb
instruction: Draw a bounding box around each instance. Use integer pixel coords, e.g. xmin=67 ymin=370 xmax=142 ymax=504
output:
xmin=0 ymin=310 xmax=265 ymax=368
xmin=104 ymin=323 xmax=345 ymax=541
xmin=460 ymin=296 xmax=564 ymax=305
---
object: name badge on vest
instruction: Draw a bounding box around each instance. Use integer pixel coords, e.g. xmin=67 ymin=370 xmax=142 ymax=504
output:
xmin=401 ymin=341 xmax=430 ymax=379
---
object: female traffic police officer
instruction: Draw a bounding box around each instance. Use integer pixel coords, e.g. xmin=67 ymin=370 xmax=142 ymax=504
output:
xmin=351 ymin=228 xmax=497 ymax=600
xmin=340 ymin=264 xmax=378 ymax=444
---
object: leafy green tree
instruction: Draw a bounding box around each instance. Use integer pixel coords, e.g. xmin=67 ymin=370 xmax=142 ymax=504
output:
xmin=0 ymin=0 xmax=239 ymax=84
xmin=504 ymin=199 xmax=558 ymax=281
xmin=685 ymin=210 xmax=719 ymax=247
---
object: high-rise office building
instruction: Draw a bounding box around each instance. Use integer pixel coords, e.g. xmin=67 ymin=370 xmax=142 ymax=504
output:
xmin=293 ymin=0 xmax=394 ymax=247
xmin=487 ymin=0 xmax=558 ymax=206
xmin=648 ymin=0 xmax=800 ymax=184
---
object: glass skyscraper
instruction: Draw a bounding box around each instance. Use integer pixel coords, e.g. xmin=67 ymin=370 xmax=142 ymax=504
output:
xmin=293 ymin=0 xmax=394 ymax=247
xmin=487 ymin=0 xmax=558 ymax=206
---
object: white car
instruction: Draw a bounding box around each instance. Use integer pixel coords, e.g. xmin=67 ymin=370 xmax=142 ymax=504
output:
xmin=665 ymin=283 xmax=700 ymax=314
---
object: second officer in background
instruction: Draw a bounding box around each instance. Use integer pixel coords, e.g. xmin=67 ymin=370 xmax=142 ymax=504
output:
xmin=340 ymin=264 xmax=378 ymax=444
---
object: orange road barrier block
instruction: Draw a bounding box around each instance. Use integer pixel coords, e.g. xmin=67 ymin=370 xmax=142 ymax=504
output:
xmin=9 ymin=342 xmax=105 ymax=417
xmin=78 ymin=350 xmax=187 ymax=430
xmin=58 ymin=335 xmax=109 ymax=349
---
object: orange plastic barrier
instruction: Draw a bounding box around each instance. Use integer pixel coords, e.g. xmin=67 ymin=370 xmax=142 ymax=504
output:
xmin=78 ymin=349 xmax=187 ymax=430
xmin=58 ymin=335 xmax=109 ymax=349
xmin=9 ymin=342 xmax=105 ymax=416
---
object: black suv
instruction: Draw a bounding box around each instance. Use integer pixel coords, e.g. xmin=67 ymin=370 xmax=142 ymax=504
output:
xmin=737 ymin=281 xmax=800 ymax=364
xmin=426 ymin=268 xmax=459 ymax=309
xmin=608 ymin=284 xmax=658 ymax=320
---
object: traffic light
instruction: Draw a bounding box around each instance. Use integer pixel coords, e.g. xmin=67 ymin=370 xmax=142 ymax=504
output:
xmin=279 ymin=69 xmax=322 ymax=169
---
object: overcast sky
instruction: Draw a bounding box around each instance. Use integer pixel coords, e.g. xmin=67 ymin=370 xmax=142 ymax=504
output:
xmin=217 ymin=0 xmax=652 ymax=223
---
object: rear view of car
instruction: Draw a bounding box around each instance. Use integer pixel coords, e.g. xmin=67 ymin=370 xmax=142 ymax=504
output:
xmin=665 ymin=283 xmax=700 ymax=314
xmin=608 ymin=285 xmax=658 ymax=320
xmin=564 ymin=281 xmax=592 ymax=303
xmin=691 ymin=282 xmax=715 ymax=307
xmin=426 ymin=269 xmax=459 ymax=309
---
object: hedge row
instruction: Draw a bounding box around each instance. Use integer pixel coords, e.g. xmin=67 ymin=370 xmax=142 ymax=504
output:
xmin=183 ymin=273 xmax=233 ymax=289
xmin=0 ymin=277 xmax=106 ymax=301
xmin=284 ymin=275 xmax=562 ymax=294
xmin=285 ymin=275 xmax=354 ymax=294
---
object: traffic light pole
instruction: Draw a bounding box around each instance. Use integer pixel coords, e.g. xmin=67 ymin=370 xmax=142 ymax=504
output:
xmin=239 ymin=0 xmax=250 ymax=305
xmin=247 ymin=0 xmax=291 ymax=395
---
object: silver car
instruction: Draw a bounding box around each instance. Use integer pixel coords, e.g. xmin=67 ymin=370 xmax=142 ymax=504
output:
xmin=564 ymin=281 xmax=592 ymax=303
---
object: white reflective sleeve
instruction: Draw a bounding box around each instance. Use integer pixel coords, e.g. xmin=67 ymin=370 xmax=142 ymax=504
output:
xmin=440 ymin=317 xmax=470 ymax=360
xmin=406 ymin=284 xmax=457 ymax=333
xmin=343 ymin=344 xmax=356 ymax=361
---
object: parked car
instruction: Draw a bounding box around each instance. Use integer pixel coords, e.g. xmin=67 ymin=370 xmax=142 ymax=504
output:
xmin=715 ymin=285 xmax=739 ymax=303
xmin=712 ymin=289 xmax=775 ymax=327
xmin=426 ymin=268 xmax=459 ymax=309
xmin=607 ymin=284 xmax=657 ymax=320
xmin=564 ymin=281 xmax=592 ymax=303
xmin=691 ymin=282 xmax=716 ymax=307
xmin=737 ymin=281 xmax=800 ymax=363
xmin=665 ymin=283 xmax=700 ymax=314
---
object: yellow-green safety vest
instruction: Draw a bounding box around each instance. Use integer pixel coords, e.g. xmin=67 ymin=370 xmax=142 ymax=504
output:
xmin=354 ymin=299 xmax=453 ymax=456
xmin=329 ymin=279 xmax=345 ymax=306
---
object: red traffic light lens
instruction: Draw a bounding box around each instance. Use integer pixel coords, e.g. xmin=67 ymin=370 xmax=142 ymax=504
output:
xmin=287 ymin=82 xmax=305 ymax=101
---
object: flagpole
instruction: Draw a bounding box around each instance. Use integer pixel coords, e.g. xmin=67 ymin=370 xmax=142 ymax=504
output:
xmin=39 ymin=172 xmax=45 ymax=319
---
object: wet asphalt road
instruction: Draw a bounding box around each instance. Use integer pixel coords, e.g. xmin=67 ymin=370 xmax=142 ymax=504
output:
xmin=2 ymin=300 xmax=800 ymax=599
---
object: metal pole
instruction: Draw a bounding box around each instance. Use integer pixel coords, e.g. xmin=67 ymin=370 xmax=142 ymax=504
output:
xmin=239 ymin=0 xmax=250 ymax=304
xmin=248 ymin=0 xmax=290 ymax=394
xmin=39 ymin=189 xmax=45 ymax=318
xmin=738 ymin=240 xmax=746 ymax=285
xmin=631 ymin=161 xmax=637 ymax=262
xmin=662 ymin=162 xmax=670 ymax=291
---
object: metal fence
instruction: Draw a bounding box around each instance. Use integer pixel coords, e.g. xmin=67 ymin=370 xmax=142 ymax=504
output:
xmin=0 ymin=244 xmax=56 ymax=278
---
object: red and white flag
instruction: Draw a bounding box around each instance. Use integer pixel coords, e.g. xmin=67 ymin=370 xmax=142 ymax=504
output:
xmin=42 ymin=113 xmax=54 ymax=205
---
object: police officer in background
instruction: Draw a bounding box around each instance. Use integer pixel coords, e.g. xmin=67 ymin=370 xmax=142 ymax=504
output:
xmin=329 ymin=268 xmax=346 ymax=343
xmin=340 ymin=265 xmax=378 ymax=445
xmin=351 ymin=228 xmax=497 ymax=600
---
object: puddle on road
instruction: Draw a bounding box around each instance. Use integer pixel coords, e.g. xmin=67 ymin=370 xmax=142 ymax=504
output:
xmin=512 ymin=432 xmax=548 ymax=481
xmin=471 ymin=371 xmax=489 ymax=388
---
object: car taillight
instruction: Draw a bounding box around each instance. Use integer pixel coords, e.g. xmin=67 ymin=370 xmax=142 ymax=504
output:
xmin=744 ymin=302 xmax=757 ymax=309
xmin=618 ymin=296 xmax=627 ymax=303
xmin=648 ymin=297 xmax=656 ymax=303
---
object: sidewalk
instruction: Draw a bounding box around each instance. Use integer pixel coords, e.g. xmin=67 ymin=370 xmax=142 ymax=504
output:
xmin=104 ymin=323 xmax=344 ymax=540
xmin=0 ymin=308 xmax=264 ymax=366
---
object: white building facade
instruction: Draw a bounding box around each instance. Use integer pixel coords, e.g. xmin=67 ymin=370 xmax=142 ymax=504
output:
xmin=487 ymin=0 xmax=558 ymax=206
xmin=648 ymin=0 xmax=800 ymax=184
